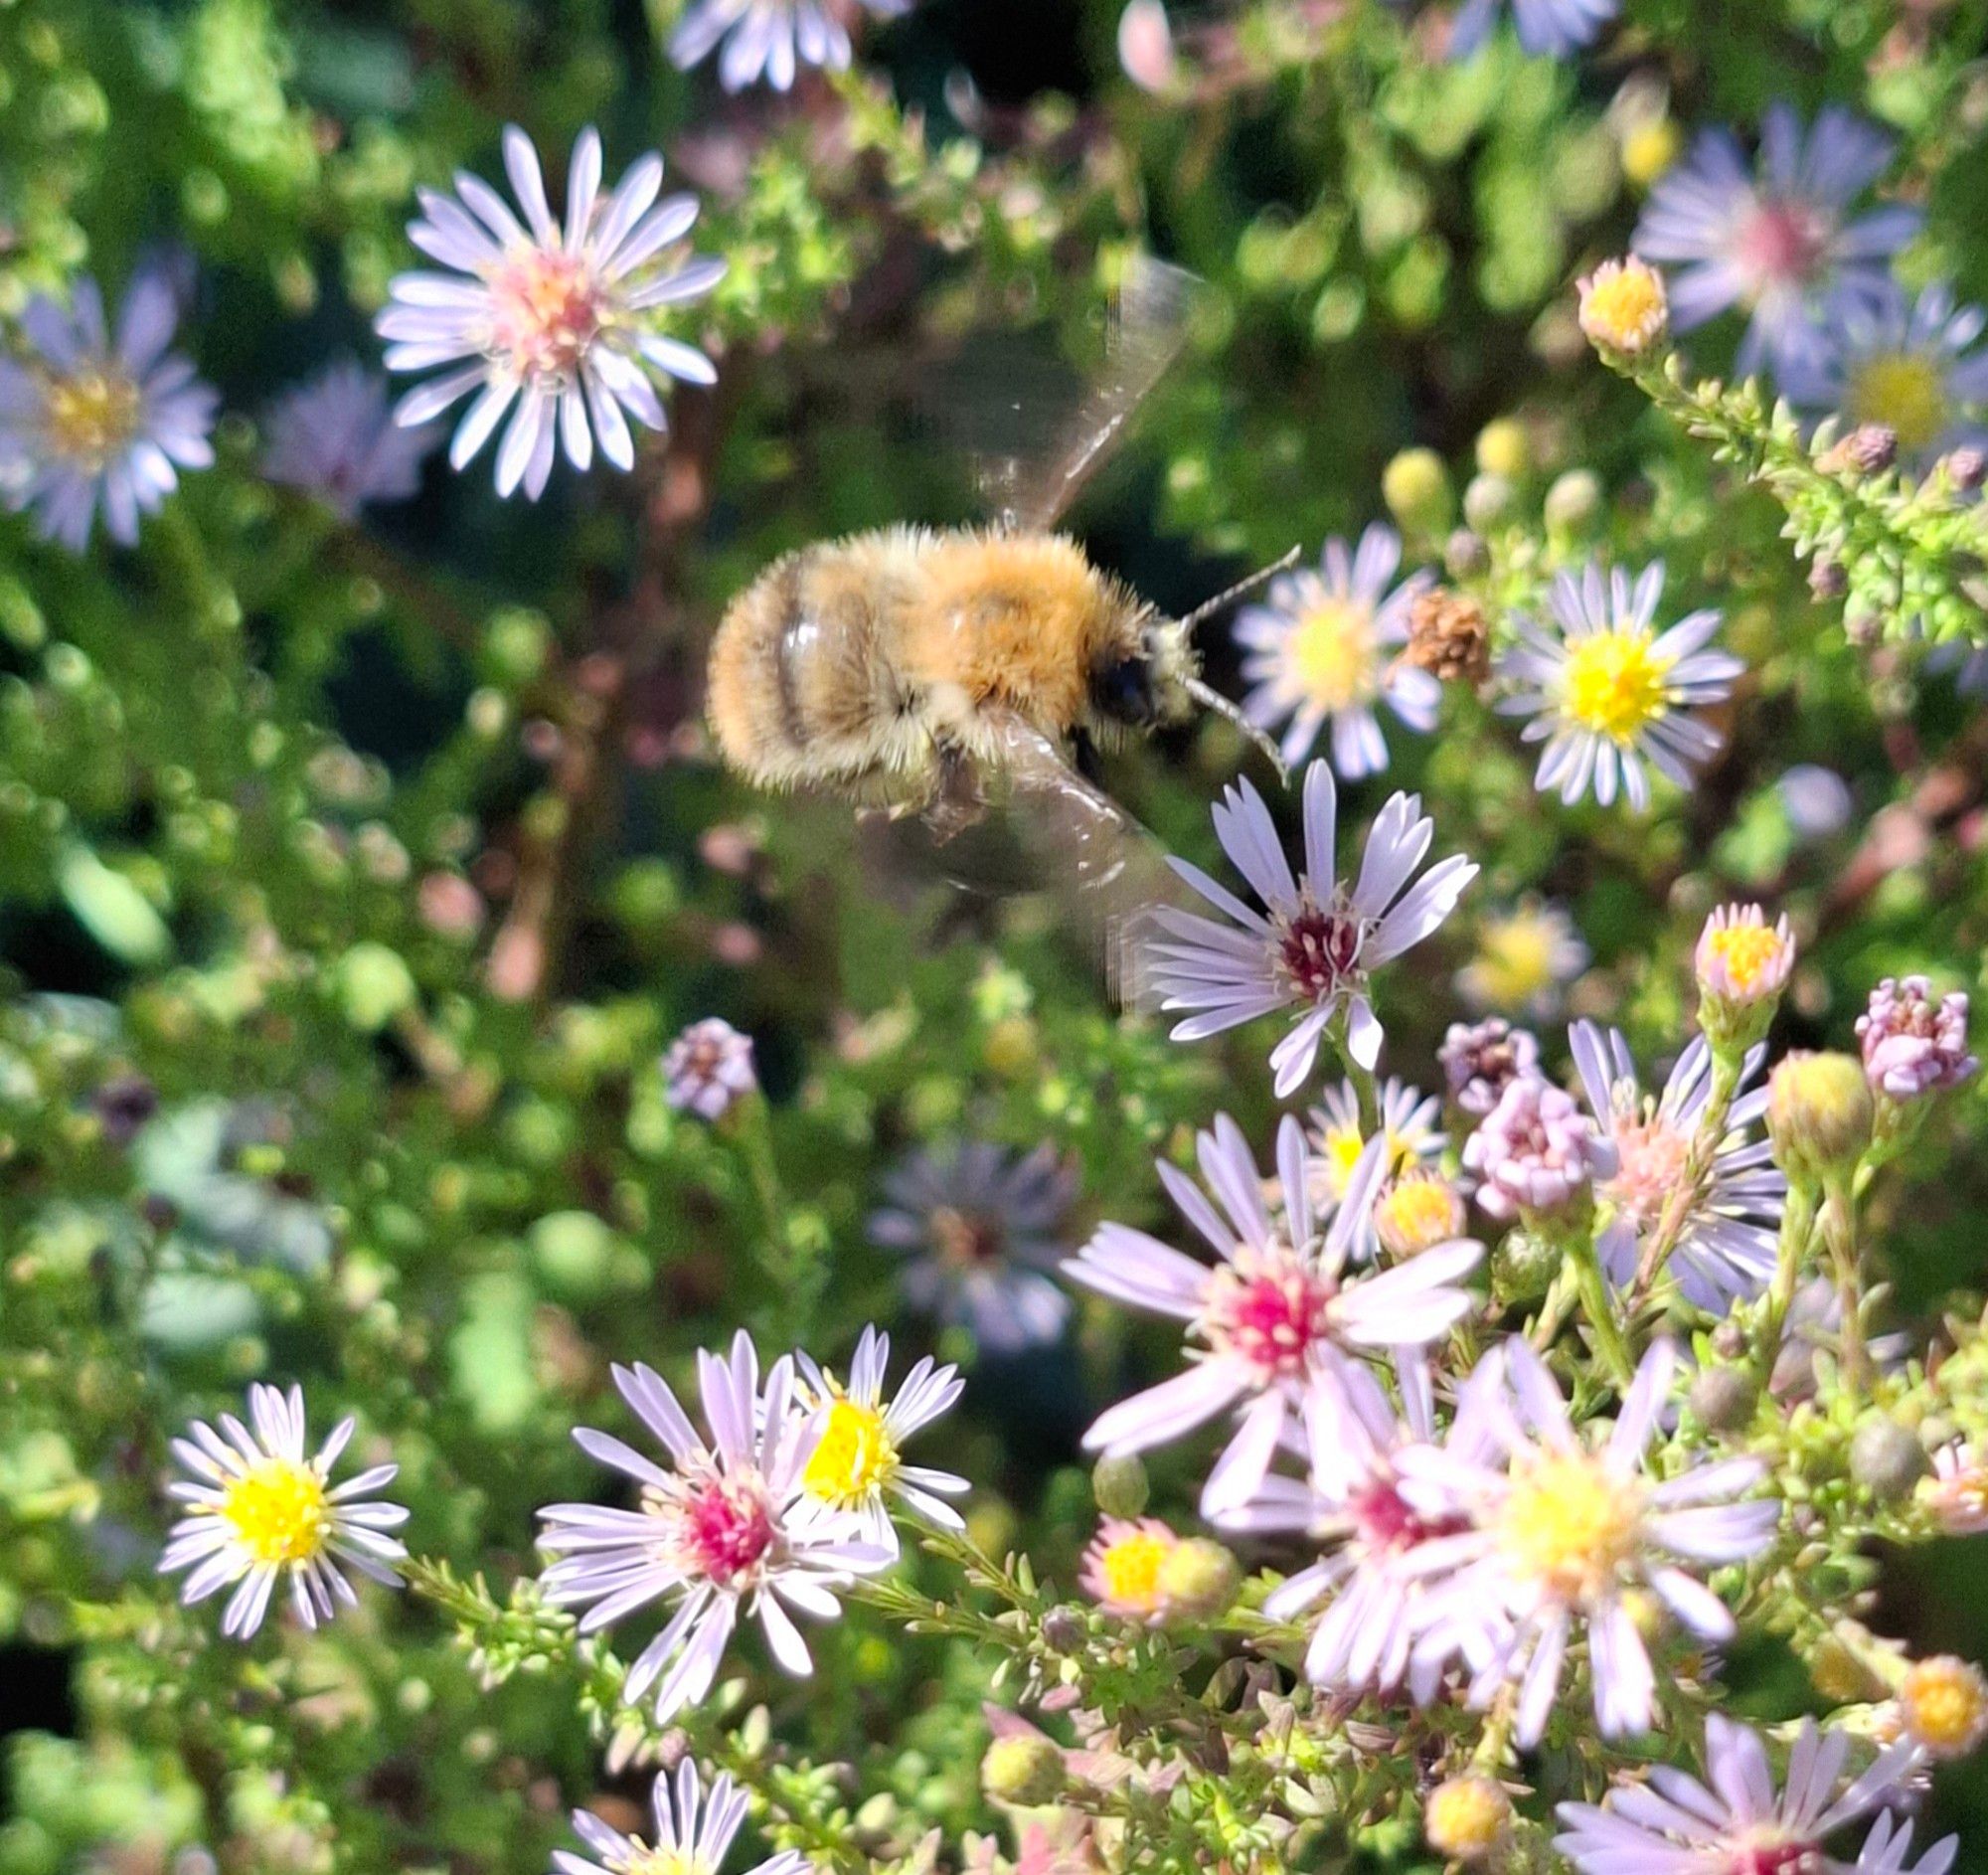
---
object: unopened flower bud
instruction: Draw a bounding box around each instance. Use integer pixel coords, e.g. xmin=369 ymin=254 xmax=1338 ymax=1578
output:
xmin=1463 ymin=471 xmax=1517 ymax=533
xmin=1808 ymin=557 xmax=1849 ymax=601
xmin=1944 ymin=445 xmax=1986 ymax=491
xmin=1843 ymin=424 xmax=1899 ymax=475
xmin=1476 ymin=418 xmax=1531 ymax=481
xmin=1155 ymin=1537 xmax=1240 ymax=1620
xmin=1491 ymin=1226 xmax=1561 ymax=1302
xmin=1444 ymin=528 xmax=1490 ymax=579
xmin=1091 ymin=1451 xmax=1150 ymax=1520
xmin=1382 ymin=446 xmax=1454 ymax=538
xmin=1695 ymin=904 xmax=1795 ymax=1055
xmin=1577 ymin=256 xmax=1669 ymax=360
xmin=1767 ymin=1051 xmax=1873 ymax=1188
xmin=1543 ymin=467 xmax=1602 ymax=535
xmin=1424 ymin=1775 xmax=1511 ymax=1862
xmin=981 ymin=1734 xmax=1066 ymax=1806
xmin=1688 ymin=1364 xmax=1757 ymax=1433
xmin=1900 ymin=1655 xmax=1988 ymax=1760
xmin=1039 ymin=1605 xmax=1085 ymax=1653
xmin=1851 ymin=1417 xmax=1927 ymax=1501
xmin=1375 ymin=1171 xmax=1469 ymax=1258
xmin=1404 ymin=587 xmax=1492 ymax=686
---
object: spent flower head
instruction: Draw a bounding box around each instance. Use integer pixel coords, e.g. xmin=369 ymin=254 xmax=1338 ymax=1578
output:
xmin=379 ymin=126 xmax=724 ymax=500
xmin=1440 ymin=1017 xmax=1543 ymax=1117
xmin=662 ymin=1017 xmax=758 ymax=1120
xmin=1462 ymin=1075 xmax=1618 ymax=1224
xmin=0 ymin=270 xmax=218 ymax=551
xmin=1857 ymin=976 xmax=1978 ymax=1103
xmin=160 ymin=1383 xmax=408 ymax=1640
xmin=1143 ymin=763 xmax=1478 ymax=1096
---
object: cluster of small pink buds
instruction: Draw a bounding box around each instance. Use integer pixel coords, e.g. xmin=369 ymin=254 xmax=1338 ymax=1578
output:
xmin=1857 ymin=976 xmax=1978 ymax=1102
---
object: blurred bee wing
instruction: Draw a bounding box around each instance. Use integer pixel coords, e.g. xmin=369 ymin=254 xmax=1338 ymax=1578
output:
xmin=971 ymin=710 xmax=1195 ymax=1011
xmin=944 ymin=256 xmax=1204 ymax=534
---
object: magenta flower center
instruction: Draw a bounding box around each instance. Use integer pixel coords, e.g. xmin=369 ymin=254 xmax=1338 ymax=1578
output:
xmin=1276 ymin=899 xmax=1367 ymax=1005
xmin=681 ymin=1475 xmax=774 ymax=1585
xmin=487 ymin=248 xmax=607 ymax=382
xmin=1734 ymin=200 xmax=1829 ymax=293
xmin=1348 ymin=1478 xmax=1466 ymax=1553
xmin=1724 ymin=1844 xmax=1820 ymax=1875
xmin=1205 ymin=1251 xmax=1333 ymax=1377
xmin=930 ymin=1207 xmax=1006 ymax=1269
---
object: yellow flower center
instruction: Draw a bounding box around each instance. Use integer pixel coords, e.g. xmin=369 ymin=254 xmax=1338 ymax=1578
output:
xmin=1704 ymin=922 xmax=1786 ymax=997
xmin=1578 ymin=259 xmax=1669 ymax=356
xmin=1847 ymin=351 xmax=1945 ymax=454
xmin=1289 ymin=599 xmax=1378 ymax=713
xmin=1096 ymin=1531 xmax=1170 ymax=1610
xmin=1621 ymin=122 xmax=1680 ymax=190
xmin=1562 ymin=628 xmax=1674 ymax=744
xmin=44 ymin=369 xmax=141 ymax=467
xmin=804 ymin=1399 xmax=898 ymax=1506
xmin=219 ymin=1458 xmax=331 ymax=1566
xmin=612 ymin=1850 xmax=701 ymax=1875
xmin=1472 ymin=913 xmax=1560 ymax=1007
xmin=1375 ymin=1175 xmax=1461 ymax=1255
xmin=1498 ymin=1451 xmax=1643 ymax=1605
xmin=1901 ymin=1655 xmax=1988 ymax=1758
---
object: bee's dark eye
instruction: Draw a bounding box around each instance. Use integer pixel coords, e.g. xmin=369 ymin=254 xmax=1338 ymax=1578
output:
xmin=1093 ymin=656 xmax=1156 ymax=725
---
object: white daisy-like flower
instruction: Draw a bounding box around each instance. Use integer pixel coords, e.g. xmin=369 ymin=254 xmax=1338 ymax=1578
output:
xmin=669 ymin=0 xmax=911 ymax=91
xmin=1307 ymin=1076 xmax=1445 ymax=1251
xmin=0 ymin=270 xmax=218 ymax=552
xmin=555 ymin=1762 xmax=807 ymax=1875
xmin=378 ymin=125 xmax=725 ymax=501
xmin=1214 ymin=1350 xmax=1500 ymax=1695
xmin=1408 ymin=1338 xmax=1779 ymax=1746
xmin=1495 ymin=561 xmax=1741 ymax=811
xmin=1569 ymin=1021 xmax=1785 ymax=1311
xmin=1143 ymin=763 xmax=1479 ymax=1097
xmin=536 ymin=1331 xmax=892 ymax=1720
xmin=1555 ymin=1714 xmax=1924 ymax=1875
xmin=159 ymin=1383 xmax=408 ymax=1640
xmin=793 ymin=1324 xmax=968 ymax=1551
xmin=1235 ymin=524 xmax=1439 ymax=777
xmin=1454 ymin=898 xmax=1591 ymax=1020
xmin=1064 ymin=1111 xmax=1483 ymax=1518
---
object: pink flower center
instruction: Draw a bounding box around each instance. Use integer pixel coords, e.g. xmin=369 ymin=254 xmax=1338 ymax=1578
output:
xmin=1603 ymin=1113 xmax=1690 ymax=1229
xmin=1734 ymin=201 xmax=1829 ymax=294
xmin=1205 ymin=1250 xmax=1333 ymax=1377
xmin=1348 ymin=1479 xmax=1467 ymax=1553
xmin=930 ymin=1207 xmax=1006 ymax=1269
xmin=1276 ymin=899 xmax=1367 ymax=1005
xmin=680 ymin=1475 xmax=774 ymax=1586
xmin=1724 ymin=1845 xmax=1820 ymax=1875
xmin=487 ymin=247 xmax=606 ymax=382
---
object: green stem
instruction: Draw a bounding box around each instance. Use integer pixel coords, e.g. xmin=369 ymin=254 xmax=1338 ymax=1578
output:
xmin=1750 ymin=1183 xmax=1815 ymax=1390
xmin=1565 ymin=1233 xmax=1636 ymax=1390
xmin=1818 ymin=1174 xmax=1871 ymax=1391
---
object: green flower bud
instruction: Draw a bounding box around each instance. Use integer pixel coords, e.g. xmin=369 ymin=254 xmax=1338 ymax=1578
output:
xmin=1688 ymin=1365 xmax=1757 ymax=1433
xmin=1491 ymin=1227 xmax=1561 ymax=1302
xmin=1155 ymin=1537 xmax=1239 ymax=1620
xmin=334 ymin=941 xmax=417 ymax=1032
xmin=1475 ymin=418 xmax=1531 ymax=481
xmin=1382 ymin=447 xmax=1453 ymax=538
xmin=1767 ymin=1052 xmax=1874 ymax=1187
xmin=1543 ymin=467 xmax=1603 ymax=535
xmin=1462 ymin=471 xmax=1517 ymax=533
xmin=1851 ymin=1417 xmax=1927 ymax=1500
xmin=1091 ymin=1451 xmax=1150 ymax=1519
xmin=980 ymin=1734 xmax=1065 ymax=1806
xmin=1424 ymin=1775 xmax=1511 ymax=1862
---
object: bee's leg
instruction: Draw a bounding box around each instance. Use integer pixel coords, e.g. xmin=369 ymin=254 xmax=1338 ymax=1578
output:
xmin=921 ymin=739 xmax=988 ymax=844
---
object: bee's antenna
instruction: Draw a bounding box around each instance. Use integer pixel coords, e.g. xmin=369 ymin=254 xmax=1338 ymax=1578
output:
xmin=1177 ymin=544 xmax=1302 ymax=639
xmin=1186 ymin=676 xmax=1289 ymax=784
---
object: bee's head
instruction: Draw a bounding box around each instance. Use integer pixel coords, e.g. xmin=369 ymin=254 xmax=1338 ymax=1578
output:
xmin=1089 ymin=550 xmax=1300 ymax=776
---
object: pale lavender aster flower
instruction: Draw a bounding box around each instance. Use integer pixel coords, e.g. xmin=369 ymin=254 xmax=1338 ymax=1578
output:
xmin=160 ymin=1383 xmax=407 ymax=1640
xmin=1235 ymin=523 xmax=1439 ymax=777
xmin=1455 ymin=898 xmax=1591 ymax=1020
xmin=1440 ymin=1017 xmax=1542 ymax=1117
xmin=379 ymin=126 xmax=724 ymax=501
xmin=1308 ymin=1076 xmax=1445 ymax=1253
xmin=1462 ymin=1075 xmax=1618 ymax=1222
xmin=555 ymin=1762 xmax=807 ymax=1875
xmin=1922 ymin=1443 xmax=1988 ymax=1535
xmin=0 ymin=271 xmax=217 ymax=551
xmin=1632 ymin=103 xmax=1921 ymax=376
xmin=868 ymin=1141 xmax=1077 ymax=1355
xmin=1854 ymin=1813 xmax=1960 ymax=1875
xmin=1569 ymin=1022 xmax=1785 ymax=1310
xmin=662 ymin=1016 xmax=758 ymax=1119
xmin=1065 ymin=1112 xmax=1483 ymax=1518
xmin=1782 ymin=280 xmax=1988 ymax=466
xmin=1495 ymin=561 xmax=1740 ymax=811
xmin=1449 ymin=0 xmax=1618 ymax=59
xmin=1555 ymin=1714 xmax=1921 ymax=1874
xmin=1213 ymin=1350 xmax=1499 ymax=1694
xmin=1857 ymin=975 xmax=1978 ymax=1101
xmin=792 ymin=1324 xmax=967 ymax=1552
xmin=670 ymin=0 xmax=911 ymax=91
xmin=1410 ymin=1340 xmax=1779 ymax=1745
xmin=536 ymin=1332 xmax=892 ymax=1719
xmin=1143 ymin=763 xmax=1478 ymax=1097
xmin=261 ymin=359 xmax=439 ymax=517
